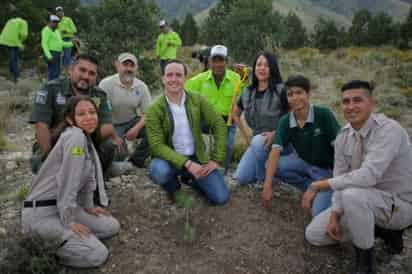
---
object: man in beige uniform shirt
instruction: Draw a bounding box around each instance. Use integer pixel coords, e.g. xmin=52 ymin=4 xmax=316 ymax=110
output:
xmin=302 ymin=80 xmax=412 ymax=274
xmin=99 ymin=52 xmax=152 ymax=168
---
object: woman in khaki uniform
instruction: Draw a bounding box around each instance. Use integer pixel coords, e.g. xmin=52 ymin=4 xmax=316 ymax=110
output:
xmin=22 ymin=95 xmax=120 ymax=268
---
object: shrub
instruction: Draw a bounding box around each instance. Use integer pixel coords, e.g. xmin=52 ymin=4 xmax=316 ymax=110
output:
xmin=0 ymin=233 xmax=63 ymax=274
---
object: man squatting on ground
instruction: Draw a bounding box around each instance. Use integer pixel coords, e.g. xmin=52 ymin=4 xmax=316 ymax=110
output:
xmin=29 ymin=53 xmax=119 ymax=183
xmin=262 ymin=75 xmax=340 ymax=217
xmin=99 ymin=52 xmax=151 ymax=170
xmin=303 ymin=80 xmax=412 ymax=274
xmin=145 ymin=60 xmax=230 ymax=205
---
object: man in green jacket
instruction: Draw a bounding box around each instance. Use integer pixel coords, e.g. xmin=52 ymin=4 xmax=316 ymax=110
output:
xmin=156 ymin=20 xmax=182 ymax=73
xmin=56 ymin=6 xmax=77 ymax=68
xmin=185 ymin=45 xmax=241 ymax=173
xmin=0 ymin=16 xmax=28 ymax=82
xmin=145 ymin=60 xmax=230 ymax=205
xmin=41 ymin=14 xmax=72 ymax=80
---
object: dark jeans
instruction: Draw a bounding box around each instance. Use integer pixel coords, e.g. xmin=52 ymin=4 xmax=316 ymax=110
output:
xmin=62 ymin=38 xmax=72 ymax=68
xmin=149 ymin=158 xmax=230 ymax=205
xmin=9 ymin=46 xmax=19 ymax=81
xmin=46 ymin=51 xmax=61 ymax=81
xmin=113 ymin=117 xmax=150 ymax=166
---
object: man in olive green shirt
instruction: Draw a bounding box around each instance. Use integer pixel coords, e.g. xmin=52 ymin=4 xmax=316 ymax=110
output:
xmin=156 ymin=20 xmax=182 ymax=73
xmin=56 ymin=6 xmax=77 ymax=68
xmin=0 ymin=15 xmax=28 ymax=82
xmin=29 ymin=54 xmax=118 ymax=178
xmin=185 ymin=45 xmax=241 ymax=172
xmin=262 ymin=75 xmax=340 ymax=217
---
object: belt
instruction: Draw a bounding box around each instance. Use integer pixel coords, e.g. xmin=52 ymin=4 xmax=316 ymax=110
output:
xmin=23 ymin=199 xmax=57 ymax=208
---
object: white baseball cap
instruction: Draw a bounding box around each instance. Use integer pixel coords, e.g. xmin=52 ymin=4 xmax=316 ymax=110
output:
xmin=49 ymin=15 xmax=60 ymax=22
xmin=159 ymin=20 xmax=167 ymax=27
xmin=210 ymin=45 xmax=228 ymax=58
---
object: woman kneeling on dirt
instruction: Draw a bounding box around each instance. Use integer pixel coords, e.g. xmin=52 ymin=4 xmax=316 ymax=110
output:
xmin=233 ymin=51 xmax=288 ymax=185
xmin=22 ymin=95 xmax=120 ymax=268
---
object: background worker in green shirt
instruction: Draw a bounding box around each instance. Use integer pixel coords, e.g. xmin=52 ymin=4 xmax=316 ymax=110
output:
xmin=262 ymin=75 xmax=340 ymax=217
xmin=41 ymin=14 xmax=72 ymax=81
xmin=156 ymin=19 xmax=182 ymax=73
xmin=0 ymin=15 xmax=28 ymax=82
xmin=56 ymin=6 xmax=77 ymax=68
xmin=185 ymin=45 xmax=241 ymax=173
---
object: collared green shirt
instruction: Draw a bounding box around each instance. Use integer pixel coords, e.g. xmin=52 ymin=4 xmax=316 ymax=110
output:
xmin=185 ymin=69 xmax=241 ymax=116
xmin=155 ymin=31 xmax=182 ymax=60
xmin=273 ymin=105 xmax=340 ymax=169
xmin=0 ymin=17 xmax=28 ymax=49
xmin=57 ymin=16 xmax=77 ymax=39
xmin=29 ymin=78 xmax=112 ymax=130
xmin=41 ymin=26 xmax=72 ymax=60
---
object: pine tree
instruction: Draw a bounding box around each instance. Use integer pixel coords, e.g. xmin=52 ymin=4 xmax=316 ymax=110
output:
xmin=282 ymin=12 xmax=307 ymax=49
xmin=348 ymin=9 xmax=372 ymax=46
xmin=400 ymin=6 xmax=412 ymax=49
xmin=367 ymin=12 xmax=395 ymax=46
xmin=312 ymin=17 xmax=343 ymax=49
xmin=181 ymin=13 xmax=198 ymax=46
xmin=170 ymin=18 xmax=181 ymax=34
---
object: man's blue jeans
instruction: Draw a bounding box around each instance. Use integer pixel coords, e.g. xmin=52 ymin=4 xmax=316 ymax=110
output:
xmin=149 ymin=158 xmax=230 ymax=205
xmin=9 ymin=46 xmax=19 ymax=81
xmin=276 ymin=153 xmax=333 ymax=216
xmin=62 ymin=38 xmax=72 ymax=68
xmin=46 ymin=51 xmax=61 ymax=81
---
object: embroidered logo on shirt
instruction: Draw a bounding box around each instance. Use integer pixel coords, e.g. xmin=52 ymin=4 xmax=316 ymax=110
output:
xmin=71 ymin=146 xmax=85 ymax=156
xmin=134 ymin=88 xmax=140 ymax=96
xmin=313 ymin=128 xmax=322 ymax=136
xmin=56 ymin=93 xmax=66 ymax=105
xmin=91 ymin=97 xmax=101 ymax=108
xmin=34 ymin=91 xmax=47 ymax=104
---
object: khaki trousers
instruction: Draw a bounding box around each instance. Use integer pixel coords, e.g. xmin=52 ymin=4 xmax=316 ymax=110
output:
xmin=305 ymin=187 xmax=412 ymax=249
xmin=22 ymin=206 xmax=120 ymax=268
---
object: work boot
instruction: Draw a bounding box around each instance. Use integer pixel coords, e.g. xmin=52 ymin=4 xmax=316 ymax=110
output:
xmin=375 ymin=226 xmax=404 ymax=254
xmin=352 ymin=246 xmax=376 ymax=274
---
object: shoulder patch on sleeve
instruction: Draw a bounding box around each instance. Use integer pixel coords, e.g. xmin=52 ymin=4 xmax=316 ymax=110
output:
xmin=34 ymin=90 xmax=48 ymax=104
xmin=70 ymin=146 xmax=85 ymax=156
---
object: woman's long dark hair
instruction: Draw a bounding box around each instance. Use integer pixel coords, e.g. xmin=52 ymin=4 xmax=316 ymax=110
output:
xmin=51 ymin=95 xmax=99 ymax=148
xmin=249 ymin=51 xmax=288 ymax=114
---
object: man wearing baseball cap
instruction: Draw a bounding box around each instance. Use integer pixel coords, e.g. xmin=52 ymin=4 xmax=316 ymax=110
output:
xmin=41 ymin=14 xmax=72 ymax=80
xmin=56 ymin=6 xmax=77 ymax=68
xmin=99 ymin=53 xmax=152 ymax=169
xmin=185 ymin=45 xmax=241 ymax=173
xmin=156 ymin=19 xmax=182 ymax=73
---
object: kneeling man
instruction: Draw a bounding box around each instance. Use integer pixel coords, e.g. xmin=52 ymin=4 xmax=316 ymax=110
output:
xmin=145 ymin=60 xmax=230 ymax=205
xmin=303 ymin=80 xmax=412 ymax=274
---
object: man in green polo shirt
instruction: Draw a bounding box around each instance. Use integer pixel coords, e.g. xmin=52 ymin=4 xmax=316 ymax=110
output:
xmin=262 ymin=75 xmax=340 ymax=217
xmin=156 ymin=20 xmax=182 ymax=73
xmin=29 ymin=53 xmax=119 ymax=177
xmin=56 ymin=6 xmax=77 ymax=68
xmin=185 ymin=45 xmax=241 ymax=172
